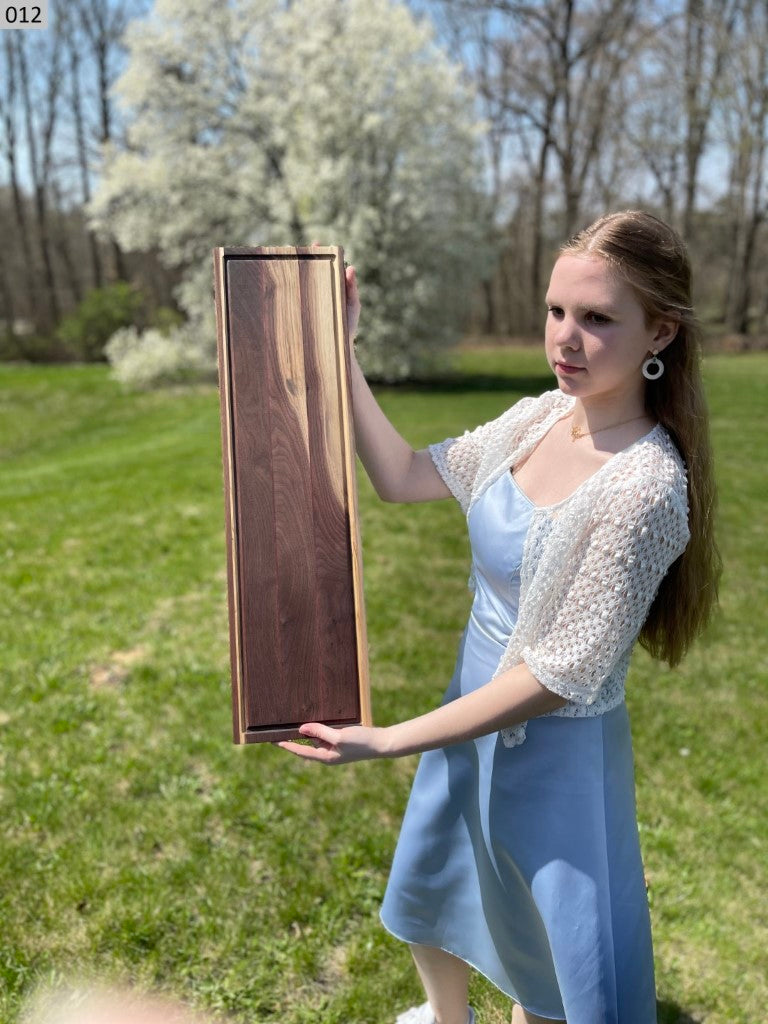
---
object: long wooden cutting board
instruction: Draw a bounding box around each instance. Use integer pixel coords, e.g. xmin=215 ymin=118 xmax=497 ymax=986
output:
xmin=213 ymin=246 xmax=371 ymax=743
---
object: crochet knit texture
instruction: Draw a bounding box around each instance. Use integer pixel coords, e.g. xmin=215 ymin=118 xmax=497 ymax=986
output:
xmin=429 ymin=389 xmax=691 ymax=748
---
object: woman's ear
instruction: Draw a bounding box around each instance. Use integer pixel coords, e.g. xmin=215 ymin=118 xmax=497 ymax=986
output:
xmin=653 ymin=317 xmax=679 ymax=350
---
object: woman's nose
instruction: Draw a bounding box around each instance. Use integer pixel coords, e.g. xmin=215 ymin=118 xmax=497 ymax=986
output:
xmin=552 ymin=315 xmax=581 ymax=349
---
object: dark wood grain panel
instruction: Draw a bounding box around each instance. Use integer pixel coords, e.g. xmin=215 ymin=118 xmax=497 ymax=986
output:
xmin=257 ymin=257 xmax=322 ymax=724
xmin=299 ymin=258 xmax=360 ymax=723
xmin=226 ymin=259 xmax=284 ymax=729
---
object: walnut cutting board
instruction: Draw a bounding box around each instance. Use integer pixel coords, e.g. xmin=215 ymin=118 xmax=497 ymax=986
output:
xmin=213 ymin=246 xmax=371 ymax=743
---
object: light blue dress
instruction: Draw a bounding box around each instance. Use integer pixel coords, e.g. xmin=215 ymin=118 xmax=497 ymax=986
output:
xmin=379 ymin=469 xmax=657 ymax=1023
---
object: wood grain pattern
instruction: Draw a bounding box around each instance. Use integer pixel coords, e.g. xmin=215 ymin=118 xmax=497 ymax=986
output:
xmin=213 ymin=247 xmax=371 ymax=743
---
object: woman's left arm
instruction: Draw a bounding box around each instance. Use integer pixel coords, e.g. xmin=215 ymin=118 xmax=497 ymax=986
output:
xmin=276 ymin=662 xmax=567 ymax=764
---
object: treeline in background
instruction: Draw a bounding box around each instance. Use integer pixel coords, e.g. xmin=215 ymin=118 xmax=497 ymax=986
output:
xmin=2 ymin=0 xmax=767 ymax=384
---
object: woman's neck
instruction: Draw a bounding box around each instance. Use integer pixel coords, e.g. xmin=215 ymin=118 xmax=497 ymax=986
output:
xmin=568 ymin=393 xmax=653 ymax=439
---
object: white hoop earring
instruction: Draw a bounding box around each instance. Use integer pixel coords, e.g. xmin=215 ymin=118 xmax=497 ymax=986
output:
xmin=642 ymin=350 xmax=664 ymax=380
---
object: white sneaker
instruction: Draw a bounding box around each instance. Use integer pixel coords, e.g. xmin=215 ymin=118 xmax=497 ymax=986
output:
xmin=395 ymin=1004 xmax=476 ymax=1024
xmin=395 ymin=1006 xmax=435 ymax=1024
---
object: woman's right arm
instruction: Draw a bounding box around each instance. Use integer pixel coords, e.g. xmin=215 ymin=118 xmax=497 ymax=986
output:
xmin=342 ymin=262 xmax=451 ymax=504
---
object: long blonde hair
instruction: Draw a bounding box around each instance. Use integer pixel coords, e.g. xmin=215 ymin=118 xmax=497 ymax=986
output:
xmin=559 ymin=209 xmax=722 ymax=666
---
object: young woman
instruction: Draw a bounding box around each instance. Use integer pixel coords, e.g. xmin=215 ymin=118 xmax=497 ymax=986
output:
xmin=279 ymin=211 xmax=721 ymax=1024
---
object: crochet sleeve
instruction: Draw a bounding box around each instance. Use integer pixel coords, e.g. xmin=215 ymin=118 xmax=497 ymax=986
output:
xmin=428 ymin=396 xmax=537 ymax=515
xmin=518 ymin=478 xmax=691 ymax=705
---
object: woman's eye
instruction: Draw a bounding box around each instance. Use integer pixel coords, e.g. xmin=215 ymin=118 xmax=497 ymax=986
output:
xmin=547 ymin=306 xmax=563 ymax=317
xmin=587 ymin=312 xmax=610 ymax=325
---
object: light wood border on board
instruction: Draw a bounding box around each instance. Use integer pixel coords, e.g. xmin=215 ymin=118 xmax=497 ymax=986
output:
xmin=213 ymin=245 xmax=371 ymax=744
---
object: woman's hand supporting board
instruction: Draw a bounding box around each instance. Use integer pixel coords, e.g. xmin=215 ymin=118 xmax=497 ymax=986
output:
xmin=276 ymin=659 xmax=566 ymax=764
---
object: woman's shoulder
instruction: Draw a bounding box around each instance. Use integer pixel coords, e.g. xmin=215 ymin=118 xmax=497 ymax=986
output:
xmin=494 ymin=387 xmax=572 ymax=432
xmin=460 ymin=389 xmax=563 ymax=451
xmin=622 ymin=423 xmax=688 ymax=493
xmin=518 ymin=387 xmax=573 ymax=416
xmin=595 ymin=424 xmax=689 ymax=534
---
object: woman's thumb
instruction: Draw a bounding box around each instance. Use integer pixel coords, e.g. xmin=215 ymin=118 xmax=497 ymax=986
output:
xmin=299 ymin=722 xmax=337 ymax=745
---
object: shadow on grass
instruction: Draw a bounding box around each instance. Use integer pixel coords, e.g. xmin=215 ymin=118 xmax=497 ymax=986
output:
xmin=370 ymin=373 xmax=552 ymax=395
xmin=657 ymin=999 xmax=702 ymax=1023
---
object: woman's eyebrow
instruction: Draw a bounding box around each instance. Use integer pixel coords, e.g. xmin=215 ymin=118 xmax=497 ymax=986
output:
xmin=544 ymin=298 xmax=620 ymax=316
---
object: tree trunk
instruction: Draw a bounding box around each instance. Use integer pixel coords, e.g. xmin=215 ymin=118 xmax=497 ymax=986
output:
xmin=682 ymin=0 xmax=704 ymax=241
xmin=0 ymin=221 xmax=21 ymax=353
xmin=1 ymin=37 xmax=39 ymax=329
xmin=67 ymin=18 xmax=103 ymax=288
xmin=683 ymin=0 xmax=737 ymax=243
xmin=723 ymin=2 xmax=768 ymax=333
xmin=51 ymin=178 xmax=84 ymax=306
xmin=77 ymin=0 xmax=131 ymax=281
xmin=15 ymin=33 xmax=60 ymax=330
xmin=480 ymin=277 xmax=497 ymax=335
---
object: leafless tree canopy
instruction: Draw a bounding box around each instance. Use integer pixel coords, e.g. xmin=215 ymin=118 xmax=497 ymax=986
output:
xmin=2 ymin=0 xmax=767 ymax=359
xmin=0 ymin=0 xmax=171 ymax=359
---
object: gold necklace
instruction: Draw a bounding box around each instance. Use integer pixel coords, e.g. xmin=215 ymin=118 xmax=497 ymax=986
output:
xmin=569 ymin=413 xmax=652 ymax=442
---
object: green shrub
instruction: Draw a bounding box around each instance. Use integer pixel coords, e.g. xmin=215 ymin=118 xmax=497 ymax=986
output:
xmin=57 ymin=283 xmax=145 ymax=361
xmin=149 ymin=305 xmax=185 ymax=335
xmin=0 ymin=330 xmax=67 ymax=363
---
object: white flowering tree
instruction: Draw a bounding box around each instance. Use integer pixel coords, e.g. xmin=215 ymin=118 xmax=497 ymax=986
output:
xmin=89 ymin=0 xmax=491 ymax=385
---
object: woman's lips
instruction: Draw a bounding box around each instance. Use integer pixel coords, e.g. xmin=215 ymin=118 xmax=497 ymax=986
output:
xmin=556 ymin=362 xmax=585 ymax=374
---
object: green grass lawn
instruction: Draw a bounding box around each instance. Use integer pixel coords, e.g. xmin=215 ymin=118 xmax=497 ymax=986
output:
xmin=0 ymin=349 xmax=765 ymax=1024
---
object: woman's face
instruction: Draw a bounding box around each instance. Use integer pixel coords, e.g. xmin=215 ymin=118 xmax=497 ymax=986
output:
xmin=544 ymin=254 xmax=674 ymax=402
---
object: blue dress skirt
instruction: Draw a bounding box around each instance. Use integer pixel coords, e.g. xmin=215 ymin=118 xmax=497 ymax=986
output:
xmin=379 ymin=469 xmax=657 ymax=1023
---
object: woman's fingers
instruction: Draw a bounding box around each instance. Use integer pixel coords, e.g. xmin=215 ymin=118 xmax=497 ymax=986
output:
xmin=276 ymin=739 xmax=339 ymax=762
xmin=346 ymin=265 xmax=359 ymax=304
xmin=345 ymin=265 xmax=360 ymax=344
xmin=274 ymin=722 xmax=343 ymax=761
xmin=274 ymin=722 xmax=387 ymax=764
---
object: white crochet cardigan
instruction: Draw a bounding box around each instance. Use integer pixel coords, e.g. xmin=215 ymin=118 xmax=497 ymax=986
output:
xmin=428 ymin=388 xmax=691 ymax=748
